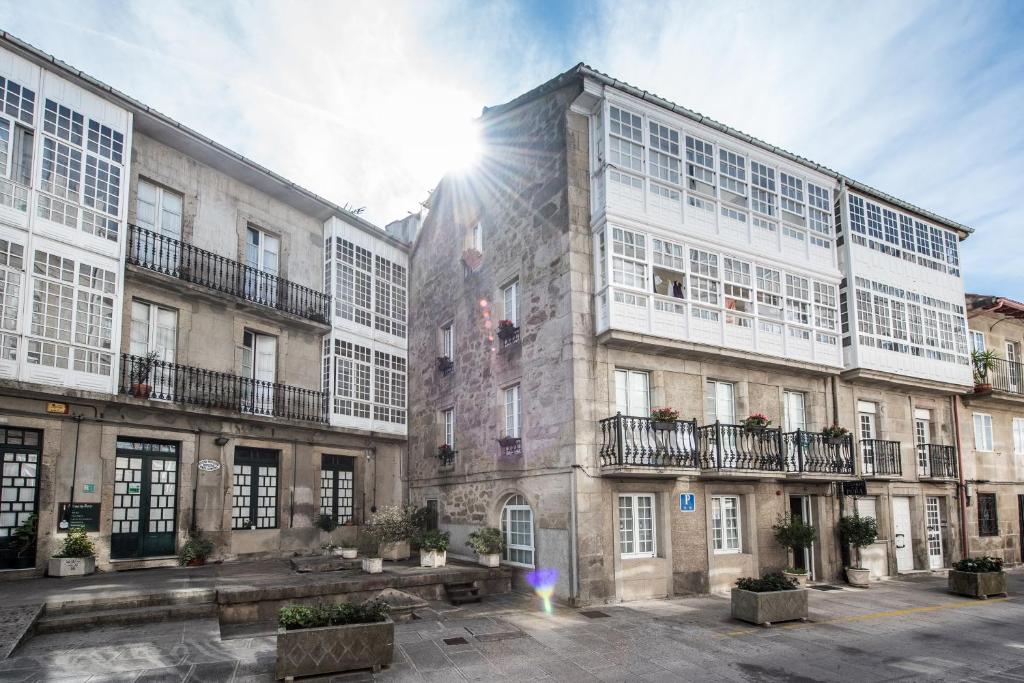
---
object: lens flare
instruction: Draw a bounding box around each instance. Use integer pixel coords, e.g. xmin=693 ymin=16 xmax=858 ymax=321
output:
xmin=525 ymin=568 xmax=559 ymax=614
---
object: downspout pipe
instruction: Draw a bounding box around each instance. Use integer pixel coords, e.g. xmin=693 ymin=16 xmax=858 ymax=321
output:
xmin=951 ymin=395 xmax=969 ymax=558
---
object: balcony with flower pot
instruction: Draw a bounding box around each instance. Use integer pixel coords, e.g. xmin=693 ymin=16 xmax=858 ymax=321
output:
xmin=598 ymin=409 xmax=700 ymax=477
xmin=496 ymin=320 xmax=520 ymax=349
xmin=436 ymin=356 xmax=454 ymax=377
xmin=917 ymin=443 xmax=958 ymax=480
xmin=436 ymin=444 xmax=456 ymax=468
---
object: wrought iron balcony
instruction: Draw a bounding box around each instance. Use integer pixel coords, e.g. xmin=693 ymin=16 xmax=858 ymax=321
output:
xmin=986 ymin=358 xmax=1024 ymax=396
xmin=782 ymin=431 xmax=855 ymax=475
xmin=119 ymin=353 xmax=327 ymax=423
xmin=697 ymin=422 xmax=785 ymax=471
xmin=497 ymin=324 xmax=520 ymax=349
xmin=127 ymin=225 xmax=330 ymax=324
xmin=599 ymin=414 xmax=700 ymax=469
xmin=917 ymin=444 xmax=958 ymax=480
xmin=437 ymin=447 xmax=455 ymax=467
xmin=859 ymin=439 xmax=902 ymax=477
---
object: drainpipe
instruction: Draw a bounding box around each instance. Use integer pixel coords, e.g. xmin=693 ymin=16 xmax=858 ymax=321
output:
xmin=951 ymin=395 xmax=969 ymax=558
xmin=289 ymin=439 xmax=298 ymax=528
xmin=190 ymin=429 xmax=201 ymax=534
xmin=569 ymin=466 xmax=580 ymax=604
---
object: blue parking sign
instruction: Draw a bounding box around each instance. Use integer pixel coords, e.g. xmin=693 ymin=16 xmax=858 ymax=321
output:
xmin=679 ymin=493 xmax=695 ymax=512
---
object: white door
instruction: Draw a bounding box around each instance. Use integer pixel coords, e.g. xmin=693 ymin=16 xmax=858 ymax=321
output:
xmin=1007 ymin=341 xmax=1021 ymax=392
xmin=129 ymin=301 xmax=177 ymax=399
xmin=925 ymin=497 xmax=944 ymax=570
xmin=615 ymin=369 xmax=650 ymax=417
xmin=858 ymin=402 xmax=877 ymax=475
xmin=245 ymin=226 xmax=280 ymax=305
xmin=783 ymin=391 xmax=806 ymax=432
xmin=242 ymin=331 xmax=277 ymax=414
xmin=892 ymin=496 xmax=914 ymax=572
xmin=705 ymin=380 xmax=736 ymax=424
xmin=914 ymin=409 xmax=931 ymax=477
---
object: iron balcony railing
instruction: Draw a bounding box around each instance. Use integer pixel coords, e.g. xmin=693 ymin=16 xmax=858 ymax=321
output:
xmin=697 ymin=422 xmax=784 ymax=471
xmin=987 ymin=358 xmax=1024 ymax=396
xmin=917 ymin=443 xmax=958 ymax=479
xmin=859 ymin=439 xmax=902 ymax=477
xmin=119 ymin=353 xmax=327 ymax=423
xmin=127 ymin=225 xmax=331 ymax=324
xmin=782 ymin=431 xmax=855 ymax=475
xmin=599 ymin=414 xmax=700 ymax=469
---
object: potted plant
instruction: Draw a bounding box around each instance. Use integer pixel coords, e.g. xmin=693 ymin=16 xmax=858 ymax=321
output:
xmin=731 ymin=572 xmax=807 ymax=626
xmin=11 ymin=514 xmax=37 ymax=569
xmin=741 ymin=413 xmax=771 ymax=433
xmin=948 ymin=556 xmax=1007 ymax=599
xmin=276 ymin=600 xmax=393 ymax=679
xmin=972 ymin=349 xmax=998 ymax=392
xmin=320 ymin=542 xmax=340 ymax=557
xmin=366 ymin=505 xmax=414 ymax=561
xmin=650 ymin=407 xmax=680 ymax=431
xmin=339 ymin=541 xmax=358 ymax=560
xmin=821 ymin=423 xmax=849 ymax=445
xmin=49 ymin=528 xmax=96 ymax=577
xmin=178 ymin=531 xmax=214 ymax=566
xmin=466 ymin=527 xmax=505 ymax=567
xmin=838 ymin=514 xmax=878 ymax=587
xmin=436 ymin=356 xmax=454 ymax=373
xmin=359 ymin=535 xmax=382 ymax=574
xmin=419 ymin=530 xmax=449 ymax=568
xmin=316 ymin=513 xmax=338 ymax=534
xmin=772 ymin=515 xmax=817 ymax=586
xmin=129 ymin=350 xmax=161 ymax=399
xmin=496 ymin=319 xmax=517 ymax=341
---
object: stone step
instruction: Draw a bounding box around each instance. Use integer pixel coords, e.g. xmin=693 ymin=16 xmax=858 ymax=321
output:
xmin=445 ymin=582 xmax=481 ymax=605
xmin=44 ymin=588 xmax=216 ymax=616
xmin=35 ymin=602 xmax=218 ymax=634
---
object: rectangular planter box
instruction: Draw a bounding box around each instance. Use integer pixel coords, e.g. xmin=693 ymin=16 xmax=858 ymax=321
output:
xmin=420 ymin=549 xmax=447 ymax=568
xmin=948 ymin=570 xmax=1007 ymax=599
xmin=731 ymin=588 xmax=808 ymax=626
xmin=477 ymin=553 xmax=500 ymax=568
xmin=276 ymin=617 xmax=394 ymax=679
xmin=362 ymin=557 xmax=383 ymax=574
xmin=48 ymin=557 xmax=95 ymax=577
xmin=379 ymin=540 xmax=410 ymax=561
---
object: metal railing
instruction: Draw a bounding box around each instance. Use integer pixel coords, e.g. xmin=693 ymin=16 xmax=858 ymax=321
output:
xmin=697 ymin=422 xmax=784 ymax=471
xmin=119 ymin=353 xmax=327 ymax=423
xmin=782 ymin=431 xmax=855 ymax=474
xmin=498 ymin=325 xmax=521 ymax=349
xmin=127 ymin=225 xmax=330 ymax=324
xmin=859 ymin=439 xmax=902 ymax=476
xmin=917 ymin=443 xmax=958 ymax=479
xmin=599 ymin=414 xmax=700 ymax=469
xmin=988 ymin=358 xmax=1024 ymax=395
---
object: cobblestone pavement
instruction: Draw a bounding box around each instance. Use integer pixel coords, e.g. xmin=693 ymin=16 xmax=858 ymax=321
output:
xmin=2 ymin=570 xmax=1023 ymax=682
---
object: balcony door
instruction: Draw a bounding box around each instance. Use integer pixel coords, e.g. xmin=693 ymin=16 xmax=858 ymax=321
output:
xmin=242 ymin=331 xmax=277 ymax=415
xmin=615 ymin=369 xmax=650 ymax=417
xmin=914 ymin=409 xmax=931 ymax=477
xmin=858 ymin=401 xmax=877 ymax=475
xmin=783 ymin=391 xmax=806 ymax=432
xmin=129 ymin=301 xmax=177 ymax=399
xmin=705 ymin=380 xmax=736 ymax=424
xmin=1007 ymin=341 xmax=1021 ymax=393
xmin=135 ymin=180 xmax=183 ymax=270
xmin=245 ymin=226 xmax=280 ymax=306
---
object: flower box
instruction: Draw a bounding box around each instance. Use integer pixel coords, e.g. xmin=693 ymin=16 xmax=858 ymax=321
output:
xmin=845 ymin=567 xmax=870 ymax=587
xmin=948 ymin=570 xmax=1007 ymax=599
xmin=477 ymin=552 xmax=500 ymax=568
xmin=276 ymin=617 xmax=394 ymax=679
xmin=652 ymin=421 xmax=676 ymax=431
xmin=379 ymin=540 xmax=410 ymax=561
xmin=48 ymin=557 xmax=95 ymax=577
xmin=420 ymin=549 xmax=447 ymax=568
xmin=731 ymin=588 xmax=808 ymax=626
xmin=362 ymin=557 xmax=383 ymax=574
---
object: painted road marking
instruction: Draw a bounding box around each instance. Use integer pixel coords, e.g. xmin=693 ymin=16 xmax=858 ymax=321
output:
xmin=718 ymin=597 xmax=1011 ymax=637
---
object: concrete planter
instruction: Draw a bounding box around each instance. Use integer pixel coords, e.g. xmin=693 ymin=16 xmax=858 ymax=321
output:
xmin=948 ymin=570 xmax=1007 ymax=599
xmin=48 ymin=557 xmax=95 ymax=577
xmin=731 ymin=588 xmax=808 ymax=626
xmin=783 ymin=570 xmax=809 ymax=587
xmin=379 ymin=540 xmax=410 ymax=561
xmin=362 ymin=557 xmax=383 ymax=574
xmin=477 ymin=553 xmax=501 ymax=567
xmin=846 ymin=567 xmax=871 ymax=588
xmin=340 ymin=548 xmax=358 ymax=559
xmin=276 ymin=617 xmax=394 ymax=679
xmin=420 ymin=550 xmax=447 ymax=568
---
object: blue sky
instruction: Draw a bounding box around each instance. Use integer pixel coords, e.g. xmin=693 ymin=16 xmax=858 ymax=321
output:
xmin=2 ymin=0 xmax=1021 ymax=297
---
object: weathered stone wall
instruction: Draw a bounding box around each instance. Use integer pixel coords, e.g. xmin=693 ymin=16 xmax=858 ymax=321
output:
xmin=407 ymin=81 xmax=581 ymax=599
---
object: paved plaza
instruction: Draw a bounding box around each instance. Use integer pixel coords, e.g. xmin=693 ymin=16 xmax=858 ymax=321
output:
xmin=0 ymin=569 xmax=1022 ymax=682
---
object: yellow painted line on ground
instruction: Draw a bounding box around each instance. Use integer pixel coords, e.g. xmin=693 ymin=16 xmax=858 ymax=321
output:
xmin=718 ymin=596 xmax=1010 ymax=637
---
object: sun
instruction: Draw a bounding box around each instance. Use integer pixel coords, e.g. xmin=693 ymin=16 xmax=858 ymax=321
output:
xmin=442 ymin=117 xmax=482 ymax=172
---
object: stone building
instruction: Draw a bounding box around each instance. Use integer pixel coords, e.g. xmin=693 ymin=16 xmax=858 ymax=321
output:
xmin=959 ymin=294 xmax=1024 ymax=563
xmin=407 ymin=65 xmax=976 ymax=603
xmin=0 ymin=33 xmax=405 ymax=575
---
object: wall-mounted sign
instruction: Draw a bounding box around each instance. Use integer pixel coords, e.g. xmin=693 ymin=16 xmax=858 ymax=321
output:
xmin=841 ymin=481 xmax=867 ymax=497
xmin=46 ymin=402 xmax=68 ymax=414
xmin=679 ymin=493 xmax=696 ymax=512
xmin=198 ymin=459 xmax=221 ymax=472
xmin=82 ymin=483 xmax=95 ymax=493
xmin=58 ymin=502 xmax=101 ymax=532
xmin=127 ymin=483 xmax=141 ymax=495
